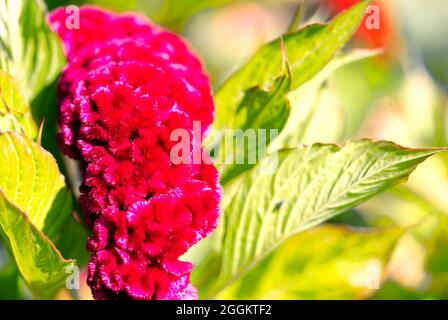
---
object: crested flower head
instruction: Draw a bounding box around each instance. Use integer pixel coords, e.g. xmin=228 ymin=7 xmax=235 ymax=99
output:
xmin=50 ymin=6 xmax=221 ymax=300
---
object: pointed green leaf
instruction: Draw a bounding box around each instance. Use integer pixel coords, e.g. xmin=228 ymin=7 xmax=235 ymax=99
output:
xmin=212 ymin=72 xmax=292 ymax=184
xmin=217 ymin=225 xmax=403 ymax=299
xmin=0 ymin=70 xmax=38 ymax=139
xmin=0 ymin=0 xmax=65 ymax=101
xmin=0 ymin=131 xmax=73 ymax=240
xmin=214 ymin=0 xmax=371 ymax=130
xmin=212 ymin=49 xmax=382 ymax=184
xmin=192 ymin=140 xmax=443 ymax=297
xmin=210 ymin=1 xmax=372 ymax=184
xmin=0 ymin=0 xmax=67 ymax=176
xmin=0 ymin=190 xmax=75 ymax=299
xmin=277 ymin=49 xmax=382 ymax=148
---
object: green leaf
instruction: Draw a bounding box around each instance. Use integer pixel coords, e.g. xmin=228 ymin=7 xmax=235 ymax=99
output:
xmin=143 ymin=0 xmax=236 ymax=30
xmin=277 ymin=49 xmax=382 ymax=148
xmin=47 ymin=0 xmax=234 ymax=30
xmin=0 ymin=263 xmax=23 ymax=299
xmin=0 ymin=190 xmax=76 ymax=299
xmin=371 ymin=280 xmax=447 ymax=300
xmin=0 ymin=0 xmax=67 ymax=176
xmin=0 ymin=237 xmax=26 ymax=300
xmin=0 ymin=70 xmax=38 ymax=139
xmin=0 ymin=0 xmax=66 ymax=102
xmin=373 ymin=213 xmax=448 ymax=300
xmin=56 ymin=214 xmax=90 ymax=268
xmin=210 ymin=1 xmax=372 ymax=184
xmin=214 ymin=0 xmax=371 ymax=130
xmin=426 ymin=214 xmax=448 ymax=274
xmin=211 ymin=49 xmax=381 ymax=184
xmin=217 ymin=225 xmax=403 ymax=299
xmin=212 ymin=68 xmax=292 ymax=184
xmin=192 ymin=140 xmax=443 ymax=297
xmin=46 ymin=0 xmax=138 ymax=12
xmin=0 ymin=131 xmax=73 ymax=240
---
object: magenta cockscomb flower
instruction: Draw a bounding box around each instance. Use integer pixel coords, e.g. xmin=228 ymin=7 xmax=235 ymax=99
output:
xmin=49 ymin=6 xmax=221 ymax=300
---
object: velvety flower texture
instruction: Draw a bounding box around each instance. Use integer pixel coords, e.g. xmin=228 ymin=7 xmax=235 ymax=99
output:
xmin=50 ymin=7 xmax=221 ymax=300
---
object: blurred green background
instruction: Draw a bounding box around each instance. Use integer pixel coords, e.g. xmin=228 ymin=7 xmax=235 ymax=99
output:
xmin=1 ymin=0 xmax=447 ymax=299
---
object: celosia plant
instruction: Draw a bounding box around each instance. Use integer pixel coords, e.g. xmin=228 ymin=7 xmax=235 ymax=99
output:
xmin=1 ymin=0 xmax=445 ymax=302
xmin=49 ymin=7 xmax=221 ymax=300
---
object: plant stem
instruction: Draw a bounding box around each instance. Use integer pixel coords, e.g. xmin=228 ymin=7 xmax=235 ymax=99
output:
xmin=288 ymin=0 xmax=308 ymax=32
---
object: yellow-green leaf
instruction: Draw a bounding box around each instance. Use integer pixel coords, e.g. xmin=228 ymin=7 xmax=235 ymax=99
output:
xmin=214 ymin=0 xmax=371 ymax=130
xmin=212 ymin=71 xmax=292 ymax=184
xmin=0 ymin=190 xmax=75 ymax=299
xmin=0 ymin=0 xmax=65 ymax=101
xmin=218 ymin=225 xmax=403 ymax=299
xmin=0 ymin=70 xmax=38 ymax=139
xmin=0 ymin=131 xmax=73 ymax=240
xmin=192 ymin=140 xmax=443 ymax=297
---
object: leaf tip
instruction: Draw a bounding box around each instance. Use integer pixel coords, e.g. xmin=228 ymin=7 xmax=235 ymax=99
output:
xmin=280 ymin=37 xmax=293 ymax=81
